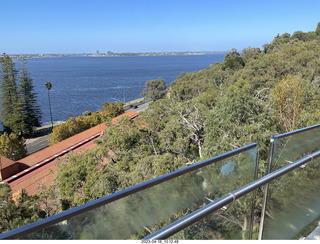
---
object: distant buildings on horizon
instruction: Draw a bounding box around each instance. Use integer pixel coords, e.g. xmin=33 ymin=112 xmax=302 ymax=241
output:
xmin=7 ymin=50 xmax=227 ymax=58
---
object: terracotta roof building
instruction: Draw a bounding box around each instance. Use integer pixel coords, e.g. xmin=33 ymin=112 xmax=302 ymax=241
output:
xmin=0 ymin=111 xmax=139 ymax=198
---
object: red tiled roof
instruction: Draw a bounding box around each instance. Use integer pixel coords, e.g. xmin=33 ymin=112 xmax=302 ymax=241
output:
xmin=17 ymin=123 xmax=107 ymax=167
xmin=10 ymin=159 xmax=58 ymax=198
xmin=111 ymin=110 xmax=139 ymax=123
xmin=6 ymin=111 xmax=139 ymax=197
xmin=17 ymin=110 xmax=138 ymax=167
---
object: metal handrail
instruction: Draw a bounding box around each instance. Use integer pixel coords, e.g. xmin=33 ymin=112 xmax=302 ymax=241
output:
xmin=272 ymin=123 xmax=320 ymax=139
xmin=144 ymin=149 xmax=320 ymax=240
xmin=0 ymin=143 xmax=257 ymax=240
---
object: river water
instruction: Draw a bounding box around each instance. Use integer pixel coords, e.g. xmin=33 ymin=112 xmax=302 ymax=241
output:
xmin=2 ymin=54 xmax=224 ymax=127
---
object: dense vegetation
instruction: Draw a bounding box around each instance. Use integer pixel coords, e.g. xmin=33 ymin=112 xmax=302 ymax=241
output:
xmin=1 ymin=23 xmax=320 ymax=238
xmin=140 ymin=78 xmax=167 ymax=101
xmin=49 ymin=101 xmax=124 ymax=145
xmin=0 ymin=184 xmax=44 ymax=233
xmin=0 ymin=132 xmax=27 ymax=161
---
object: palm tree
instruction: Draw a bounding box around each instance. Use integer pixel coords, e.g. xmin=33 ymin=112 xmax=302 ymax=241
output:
xmin=45 ymin=81 xmax=53 ymax=130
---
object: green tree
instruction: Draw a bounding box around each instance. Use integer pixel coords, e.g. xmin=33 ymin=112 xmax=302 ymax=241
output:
xmin=101 ymin=101 xmax=124 ymax=117
xmin=141 ymin=78 xmax=167 ymax=101
xmin=149 ymin=98 xmax=206 ymax=159
xmin=223 ymin=48 xmax=245 ymax=70
xmin=0 ymin=53 xmax=23 ymax=134
xmin=36 ymin=184 xmax=61 ymax=218
xmin=241 ymin=47 xmax=262 ymax=62
xmin=55 ymin=151 xmax=105 ymax=208
xmin=316 ymin=21 xmax=320 ymax=36
xmin=272 ymin=75 xmax=309 ymax=132
xmin=291 ymin=31 xmax=316 ymax=42
xmin=0 ymin=183 xmax=43 ymax=234
xmin=0 ymin=183 xmax=17 ymax=233
xmin=49 ymin=102 xmax=124 ymax=145
xmin=45 ymin=81 xmax=53 ymax=130
xmin=203 ymin=79 xmax=275 ymax=160
xmin=49 ymin=116 xmax=91 ymax=145
xmin=224 ymin=48 xmax=240 ymax=61
xmin=0 ymin=132 xmax=27 ymax=161
xmin=18 ymin=57 xmax=42 ymax=134
xmin=222 ymin=56 xmax=245 ymax=70
xmin=263 ymin=33 xmax=292 ymax=54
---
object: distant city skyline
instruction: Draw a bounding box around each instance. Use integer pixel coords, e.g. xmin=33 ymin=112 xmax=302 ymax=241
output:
xmin=1 ymin=0 xmax=320 ymax=54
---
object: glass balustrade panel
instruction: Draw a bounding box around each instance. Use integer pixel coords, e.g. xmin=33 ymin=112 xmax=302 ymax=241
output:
xmin=21 ymin=146 xmax=258 ymax=240
xmin=169 ymin=190 xmax=256 ymax=240
xmin=270 ymin=126 xmax=320 ymax=171
xmin=263 ymin=156 xmax=320 ymax=239
xmin=263 ymin=125 xmax=320 ymax=239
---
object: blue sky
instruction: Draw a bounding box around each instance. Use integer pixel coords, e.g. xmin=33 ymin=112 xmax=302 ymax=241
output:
xmin=1 ymin=0 xmax=320 ymax=54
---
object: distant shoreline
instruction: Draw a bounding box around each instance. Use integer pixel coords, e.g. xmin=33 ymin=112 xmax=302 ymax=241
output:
xmin=8 ymin=51 xmax=227 ymax=59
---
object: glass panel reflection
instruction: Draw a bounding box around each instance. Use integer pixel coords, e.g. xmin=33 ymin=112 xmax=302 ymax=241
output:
xmin=22 ymin=146 xmax=258 ymax=240
xmin=263 ymin=157 xmax=320 ymax=239
xmin=271 ymin=126 xmax=320 ymax=171
xmin=263 ymin=125 xmax=320 ymax=239
xmin=169 ymin=191 xmax=255 ymax=240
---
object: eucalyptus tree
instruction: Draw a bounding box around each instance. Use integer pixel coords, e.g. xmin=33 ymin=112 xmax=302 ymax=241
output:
xmin=316 ymin=22 xmax=320 ymax=36
xmin=141 ymin=78 xmax=167 ymax=101
xmin=0 ymin=183 xmax=43 ymax=234
xmin=224 ymin=48 xmax=240 ymax=61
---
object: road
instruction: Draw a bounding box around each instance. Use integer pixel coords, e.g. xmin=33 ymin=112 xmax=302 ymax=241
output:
xmin=26 ymin=135 xmax=50 ymax=155
xmin=129 ymin=101 xmax=151 ymax=113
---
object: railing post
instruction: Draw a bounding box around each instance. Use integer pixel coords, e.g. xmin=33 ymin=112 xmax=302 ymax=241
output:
xmin=249 ymin=146 xmax=260 ymax=240
xmin=258 ymin=138 xmax=275 ymax=240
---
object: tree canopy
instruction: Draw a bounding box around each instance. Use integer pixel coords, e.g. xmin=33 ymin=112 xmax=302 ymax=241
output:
xmin=18 ymin=58 xmax=42 ymax=134
xmin=140 ymin=78 xmax=167 ymax=101
xmin=0 ymin=132 xmax=27 ymax=161
xmin=49 ymin=101 xmax=124 ymax=145
xmin=0 ymin=184 xmax=44 ymax=233
xmin=0 ymin=54 xmax=23 ymax=134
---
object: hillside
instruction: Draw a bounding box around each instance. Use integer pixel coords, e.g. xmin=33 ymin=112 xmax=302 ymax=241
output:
xmin=44 ymin=21 xmax=320 ymax=203
xmin=47 ymin=22 xmax=320 ymax=207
